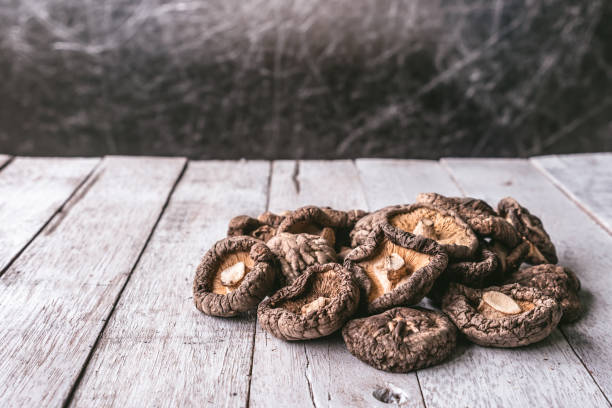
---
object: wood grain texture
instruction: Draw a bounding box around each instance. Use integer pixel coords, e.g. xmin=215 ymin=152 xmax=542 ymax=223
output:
xmin=70 ymin=161 xmax=270 ymax=407
xmin=358 ymin=159 xmax=609 ymax=408
xmin=0 ymin=157 xmax=99 ymax=273
xmin=441 ymin=158 xmax=612 ymax=405
xmin=531 ymin=153 xmax=612 ymax=235
xmin=251 ymin=160 xmax=424 ymax=408
xmin=0 ymin=156 xmax=185 ymax=407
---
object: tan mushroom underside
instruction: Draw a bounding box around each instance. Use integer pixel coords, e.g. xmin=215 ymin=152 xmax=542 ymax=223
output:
xmin=477 ymin=298 xmax=535 ymax=319
xmin=212 ymin=251 xmax=255 ymax=295
xmin=358 ymin=239 xmax=433 ymax=302
xmin=390 ymin=208 xmax=473 ymax=247
xmin=278 ymin=270 xmax=340 ymax=313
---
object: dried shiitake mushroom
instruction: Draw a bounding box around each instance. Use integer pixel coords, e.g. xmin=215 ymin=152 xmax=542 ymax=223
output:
xmin=497 ymin=197 xmax=558 ymax=264
xmin=342 ymin=307 xmax=457 ymax=372
xmin=257 ymin=263 xmax=360 ymax=340
xmin=489 ymin=240 xmax=531 ymax=276
xmin=417 ymin=193 xmax=522 ymax=249
xmin=227 ymin=211 xmax=285 ymax=242
xmin=277 ymin=206 xmax=367 ymax=249
xmin=441 ymin=283 xmax=562 ymax=347
xmin=193 ymin=236 xmax=278 ymax=317
xmin=350 ymin=205 xmax=399 ymax=247
xmin=267 ymin=232 xmax=337 ymax=285
xmin=345 ymin=223 xmax=448 ymax=314
xmin=505 ymin=264 xmax=582 ymax=323
xmin=351 ymin=203 xmax=478 ymax=260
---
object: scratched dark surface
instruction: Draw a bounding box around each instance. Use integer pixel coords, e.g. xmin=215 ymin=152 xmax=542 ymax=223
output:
xmin=1 ymin=0 xmax=610 ymax=158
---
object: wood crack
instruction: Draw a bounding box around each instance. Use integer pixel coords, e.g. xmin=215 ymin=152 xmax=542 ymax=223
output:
xmin=292 ymin=160 xmax=301 ymax=194
xmin=303 ymin=344 xmax=317 ymax=408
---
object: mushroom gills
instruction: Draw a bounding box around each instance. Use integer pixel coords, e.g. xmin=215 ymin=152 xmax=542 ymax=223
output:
xmin=481 ymin=291 xmax=522 ymax=314
xmin=358 ymin=240 xmax=432 ymax=302
xmin=301 ymin=296 xmax=330 ymax=315
xmin=412 ymin=218 xmax=437 ymax=239
xmin=220 ymin=262 xmax=247 ymax=287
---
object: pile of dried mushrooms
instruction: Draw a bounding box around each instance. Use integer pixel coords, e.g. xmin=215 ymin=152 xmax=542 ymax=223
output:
xmin=193 ymin=196 xmax=582 ymax=373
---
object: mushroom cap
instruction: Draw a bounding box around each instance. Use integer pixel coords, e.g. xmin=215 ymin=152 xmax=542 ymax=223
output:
xmin=441 ymin=283 xmax=562 ymax=347
xmin=345 ymin=223 xmax=448 ymax=314
xmin=227 ymin=211 xmax=285 ymax=242
xmin=266 ymin=232 xmax=337 ymax=285
xmin=277 ymin=206 xmax=368 ymax=249
xmin=417 ymin=193 xmax=522 ymax=248
xmin=489 ymin=239 xmax=531 ymax=276
xmin=257 ymin=263 xmax=360 ymax=341
xmin=350 ymin=205 xmax=404 ymax=247
xmin=193 ymin=236 xmax=278 ymax=317
xmin=342 ymin=307 xmax=457 ymax=373
xmin=497 ymin=197 xmax=558 ymax=264
xmin=505 ymin=264 xmax=582 ymax=323
xmin=351 ymin=203 xmax=478 ymax=260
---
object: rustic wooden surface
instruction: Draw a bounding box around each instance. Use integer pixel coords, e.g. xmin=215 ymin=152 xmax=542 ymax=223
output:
xmin=0 ymin=153 xmax=610 ymax=408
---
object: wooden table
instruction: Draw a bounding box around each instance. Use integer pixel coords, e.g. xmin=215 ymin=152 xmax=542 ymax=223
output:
xmin=0 ymin=153 xmax=610 ymax=408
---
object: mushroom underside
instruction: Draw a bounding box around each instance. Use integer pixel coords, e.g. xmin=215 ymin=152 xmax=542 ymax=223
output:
xmin=277 ymin=270 xmax=340 ymax=314
xmin=390 ymin=208 xmax=473 ymax=248
xmin=357 ymin=239 xmax=433 ymax=302
xmin=211 ymin=251 xmax=255 ymax=294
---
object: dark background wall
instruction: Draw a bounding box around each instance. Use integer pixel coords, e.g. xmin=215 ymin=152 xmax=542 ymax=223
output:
xmin=1 ymin=0 xmax=610 ymax=159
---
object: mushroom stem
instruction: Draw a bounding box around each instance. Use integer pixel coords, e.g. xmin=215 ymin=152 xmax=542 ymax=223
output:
xmin=412 ymin=219 xmax=436 ymax=239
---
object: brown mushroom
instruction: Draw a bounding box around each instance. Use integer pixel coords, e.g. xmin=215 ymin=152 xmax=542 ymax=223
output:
xmin=266 ymin=232 xmax=337 ymax=285
xmin=489 ymin=239 xmax=531 ymax=275
xmin=193 ymin=236 xmax=278 ymax=317
xmin=257 ymin=263 xmax=360 ymax=340
xmin=342 ymin=307 xmax=457 ymax=372
xmin=227 ymin=211 xmax=285 ymax=242
xmin=416 ymin=193 xmax=522 ymax=249
xmin=441 ymin=283 xmax=562 ymax=347
xmin=351 ymin=203 xmax=478 ymax=260
xmin=505 ymin=264 xmax=582 ymax=323
xmin=345 ymin=223 xmax=448 ymax=314
xmin=350 ymin=205 xmax=400 ymax=247
xmin=497 ymin=197 xmax=558 ymax=264
xmin=277 ymin=206 xmax=367 ymax=249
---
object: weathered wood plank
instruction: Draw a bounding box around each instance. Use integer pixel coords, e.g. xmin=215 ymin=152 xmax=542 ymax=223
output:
xmin=531 ymin=153 xmax=612 ymax=235
xmin=250 ymin=160 xmax=424 ymax=408
xmin=441 ymin=158 xmax=612 ymax=405
xmin=70 ymin=160 xmax=270 ymax=407
xmin=0 ymin=157 xmax=99 ymax=274
xmin=0 ymin=154 xmax=11 ymax=169
xmin=357 ymin=159 xmax=609 ymax=408
xmin=0 ymin=156 xmax=185 ymax=407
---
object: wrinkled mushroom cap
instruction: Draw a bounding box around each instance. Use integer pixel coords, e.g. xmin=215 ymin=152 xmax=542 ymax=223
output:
xmin=277 ymin=206 xmax=367 ymax=249
xmin=488 ymin=239 xmax=531 ymax=276
xmin=267 ymin=232 xmax=337 ymax=285
xmin=497 ymin=197 xmax=558 ymax=264
xmin=193 ymin=236 xmax=278 ymax=317
xmin=505 ymin=264 xmax=582 ymax=323
xmin=351 ymin=203 xmax=478 ymax=260
xmin=257 ymin=263 xmax=360 ymax=340
xmin=441 ymin=283 xmax=562 ymax=347
xmin=350 ymin=205 xmax=405 ymax=248
xmin=345 ymin=223 xmax=448 ymax=314
xmin=417 ymin=193 xmax=522 ymax=248
xmin=342 ymin=307 xmax=457 ymax=373
xmin=227 ymin=211 xmax=285 ymax=242
xmin=428 ymin=244 xmax=500 ymax=304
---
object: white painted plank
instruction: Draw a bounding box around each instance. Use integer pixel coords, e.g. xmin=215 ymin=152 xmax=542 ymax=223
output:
xmin=251 ymin=160 xmax=425 ymax=408
xmin=71 ymin=161 xmax=270 ymax=407
xmin=0 ymin=157 xmax=99 ymax=273
xmin=0 ymin=154 xmax=11 ymax=168
xmin=357 ymin=159 xmax=609 ymax=408
xmin=531 ymin=153 xmax=612 ymax=235
xmin=440 ymin=158 xmax=611 ymax=405
xmin=0 ymin=156 xmax=185 ymax=407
